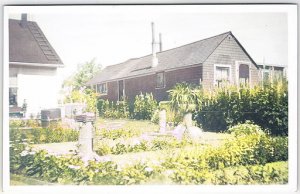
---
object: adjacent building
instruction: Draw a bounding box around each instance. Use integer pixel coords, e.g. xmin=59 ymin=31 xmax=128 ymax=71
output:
xmin=88 ymin=31 xmax=260 ymax=103
xmin=9 ymin=14 xmax=64 ymax=117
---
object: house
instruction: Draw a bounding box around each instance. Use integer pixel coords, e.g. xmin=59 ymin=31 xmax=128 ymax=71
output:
xmin=87 ymin=30 xmax=260 ymax=103
xmin=9 ymin=14 xmax=64 ymax=117
xmin=257 ymin=63 xmax=287 ymax=82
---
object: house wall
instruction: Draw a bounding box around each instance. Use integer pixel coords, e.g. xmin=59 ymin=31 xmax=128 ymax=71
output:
xmin=202 ymin=34 xmax=260 ymax=89
xmin=101 ymin=65 xmax=203 ymax=103
xmin=9 ymin=65 xmax=60 ymax=117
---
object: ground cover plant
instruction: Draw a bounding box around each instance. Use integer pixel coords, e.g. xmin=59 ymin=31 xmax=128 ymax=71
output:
xmin=10 ymin=121 xmax=78 ymax=144
xmin=10 ymin=121 xmax=288 ymax=185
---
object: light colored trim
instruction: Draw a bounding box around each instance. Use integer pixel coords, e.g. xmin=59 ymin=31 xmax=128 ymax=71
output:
xmin=235 ymin=61 xmax=252 ymax=86
xmin=10 ymin=62 xmax=64 ymax=68
xmin=91 ymin=63 xmax=203 ymax=84
xmin=213 ymin=64 xmax=232 ymax=85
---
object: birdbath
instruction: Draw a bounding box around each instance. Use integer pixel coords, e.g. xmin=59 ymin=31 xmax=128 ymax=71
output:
xmin=75 ymin=112 xmax=99 ymax=161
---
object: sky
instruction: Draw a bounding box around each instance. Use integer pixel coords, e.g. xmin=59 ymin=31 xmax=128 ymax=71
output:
xmin=8 ymin=5 xmax=288 ymax=81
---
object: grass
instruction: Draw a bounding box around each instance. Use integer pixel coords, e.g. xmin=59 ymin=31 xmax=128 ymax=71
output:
xmin=10 ymin=174 xmax=55 ymax=185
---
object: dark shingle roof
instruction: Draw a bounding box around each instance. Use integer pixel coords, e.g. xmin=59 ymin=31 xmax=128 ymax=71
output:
xmin=88 ymin=31 xmax=255 ymax=84
xmin=9 ymin=19 xmax=63 ymax=66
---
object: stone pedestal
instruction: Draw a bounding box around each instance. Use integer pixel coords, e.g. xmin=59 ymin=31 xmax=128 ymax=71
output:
xmin=78 ymin=122 xmax=93 ymax=155
xmin=159 ymin=109 xmax=167 ymax=133
xmin=183 ymin=113 xmax=193 ymax=128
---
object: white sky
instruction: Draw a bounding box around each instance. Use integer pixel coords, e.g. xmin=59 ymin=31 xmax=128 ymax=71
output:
xmin=8 ymin=5 xmax=288 ymax=80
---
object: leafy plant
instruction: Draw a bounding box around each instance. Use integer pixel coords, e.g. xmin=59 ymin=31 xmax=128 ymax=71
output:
xmin=133 ymin=93 xmax=158 ymax=120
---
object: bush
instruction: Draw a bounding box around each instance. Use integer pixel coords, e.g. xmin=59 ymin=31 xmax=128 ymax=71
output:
xmin=97 ymin=99 xmax=129 ymax=119
xmin=191 ymin=81 xmax=288 ymax=135
xmin=10 ymin=119 xmax=40 ymax=128
xmin=133 ymin=93 xmax=158 ymax=120
xmin=10 ymin=126 xmax=78 ymax=144
xmin=228 ymin=122 xmax=266 ymax=137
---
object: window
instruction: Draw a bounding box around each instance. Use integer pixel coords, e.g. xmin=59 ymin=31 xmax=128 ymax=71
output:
xmin=156 ymin=72 xmax=165 ymax=88
xmin=262 ymin=70 xmax=270 ymax=82
xmin=9 ymin=87 xmax=18 ymax=106
xmin=97 ymin=83 xmax=107 ymax=94
xmin=215 ymin=65 xmax=230 ymax=87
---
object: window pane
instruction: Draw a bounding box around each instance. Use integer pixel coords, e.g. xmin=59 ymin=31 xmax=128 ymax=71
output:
xmin=97 ymin=83 xmax=107 ymax=94
xmin=216 ymin=67 xmax=229 ymax=81
xmin=9 ymin=87 xmax=18 ymax=106
xmin=156 ymin=72 xmax=164 ymax=88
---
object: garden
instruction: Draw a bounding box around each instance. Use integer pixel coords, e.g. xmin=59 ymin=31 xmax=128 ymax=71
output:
xmin=9 ymin=80 xmax=288 ymax=185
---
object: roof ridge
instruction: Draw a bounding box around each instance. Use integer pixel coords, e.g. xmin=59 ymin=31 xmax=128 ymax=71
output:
xmin=156 ymin=31 xmax=232 ymax=55
xmin=104 ymin=31 xmax=232 ymax=68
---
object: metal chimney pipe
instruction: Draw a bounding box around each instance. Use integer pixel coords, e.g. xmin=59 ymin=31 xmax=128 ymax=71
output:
xmin=159 ymin=33 xmax=162 ymax=52
xmin=20 ymin=13 xmax=28 ymax=28
xmin=151 ymin=22 xmax=156 ymax=55
xmin=151 ymin=22 xmax=158 ymax=67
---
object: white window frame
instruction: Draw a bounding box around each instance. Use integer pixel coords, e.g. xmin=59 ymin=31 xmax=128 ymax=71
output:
xmin=235 ymin=61 xmax=252 ymax=86
xmin=96 ymin=82 xmax=108 ymax=95
xmin=214 ymin=64 xmax=232 ymax=86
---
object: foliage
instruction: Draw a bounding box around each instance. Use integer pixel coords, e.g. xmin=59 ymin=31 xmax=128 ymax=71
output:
xmin=63 ymin=59 xmax=101 ymax=91
xmin=94 ymin=136 xmax=191 ymax=156
xmin=84 ymin=88 xmax=98 ymax=112
xmin=168 ymin=82 xmax=201 ymax=113
xmin=191 ymin=81 xmax=288 ymax=135
xmin=10 ymin=119 xmax=40 ymax=128
xmin=228 ymin=122 xmax=266 ymax=137
xmin=10 ymin=129 xmax=288 ymax=185
xmin=10 ymin=125 xmax=78 ymax=144
xmin=97 ymin=100 xmax=130 ymax=119
xmin=133 ymin=93 xmax=158 ymax=120
xmin=96 ymin=128 xmax=142 ymax=140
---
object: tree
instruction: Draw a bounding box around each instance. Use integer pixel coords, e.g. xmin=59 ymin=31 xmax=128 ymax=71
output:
xmin=64 ymin=59 xmax=101 ymax=90
xmin=62 ymin=59 xmax=101 ymax=112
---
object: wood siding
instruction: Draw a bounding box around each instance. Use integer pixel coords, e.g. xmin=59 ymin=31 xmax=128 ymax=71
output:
xmin=202 ymin=34 xmax=260 ymax=89
xmin=103 ymin=65 xmax=203 ymax=102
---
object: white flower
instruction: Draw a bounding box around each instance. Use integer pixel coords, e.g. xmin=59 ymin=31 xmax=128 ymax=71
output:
xmin=21 ymin=142 xmax=28 ymax=145
xmin=29 ymin=151 xmax=36 ymax=155
xmin=131 ymin=139 xmax=141 ymax=146
xmin=95 ymin=169 xmax=99 ymax=173
xmin=68 ymin=165 xmax=81 ymax=170
xmin=100 ymin=156 xmax=111 ymax=162
xmin=20 ymin=150 xmax=29 ymax=156
xmin=145 ymin=167 xmax=153 ymax=172
xmin=165 ymin=170 xmax=174 ymax=176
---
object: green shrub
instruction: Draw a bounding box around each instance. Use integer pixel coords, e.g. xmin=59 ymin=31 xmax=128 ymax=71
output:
xmin=10 ymin=126 xmax=78 ymax=144
xmin=191 ymin=81 xmax=288 ymax=135
xmin=10 ymin=119 xmax=40 ymax=128
xmin=228 ymin=122 xmax=266 ymax=137
xmin=97 ymin=99 xmax=129 ymax=119
xmin=133 ymin=93 xmax=158 ymax=120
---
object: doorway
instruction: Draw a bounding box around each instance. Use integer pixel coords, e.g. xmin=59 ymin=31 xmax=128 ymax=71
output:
xmin=118 ymin=80 xmax=125 ymax=101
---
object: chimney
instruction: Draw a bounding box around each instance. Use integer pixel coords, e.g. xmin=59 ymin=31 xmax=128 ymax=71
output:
xmin=159 ymin=33 xmax=162 ymax=52
xmin=20 ymin=13 xmax=27 ymax=28
xmin=151 ymin=22 xmax=158 ymax=67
